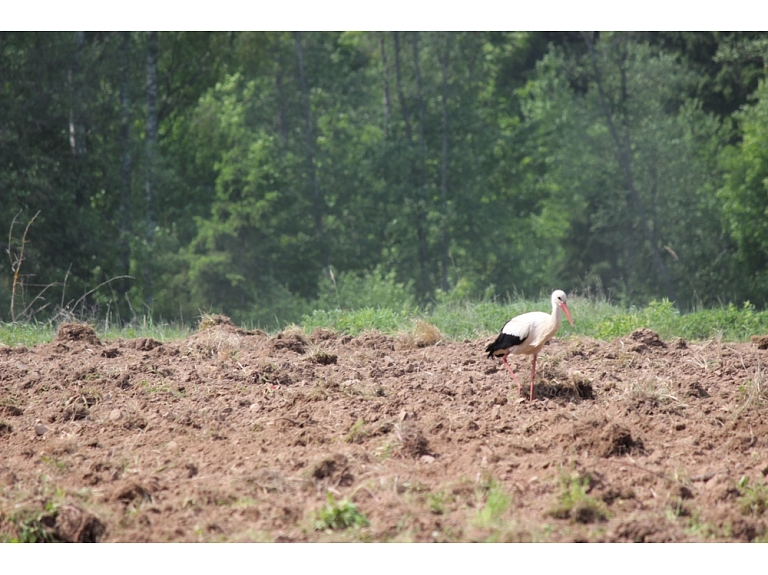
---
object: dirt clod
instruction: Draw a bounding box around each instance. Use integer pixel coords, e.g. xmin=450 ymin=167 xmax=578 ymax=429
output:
xmin=629 ymin=328 xmax=666 ymax=348
xmin=272 ymin=332 xmax=307 ymax=354
xmin=312 ymin=454 xmax=347 ymax=479
xmin=309 ymin=351 xmax=337 ymax=365
xmin=567 ymin=418 xmax=643 ymax=458
xmin=55 ymin=323 xmax=101 ymax=346
xmin=55 ymin=504 xmax=106 ymax=543
xmin=132 ymin=338 xmax=162 ymax=351
xmin=0 ymin=405 xmax=23 ymax=417
xmin=115 ymin=481 xmax=156 ymax=505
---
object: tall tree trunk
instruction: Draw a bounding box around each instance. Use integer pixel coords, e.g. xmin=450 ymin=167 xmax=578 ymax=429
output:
xmin=392 ymin=32 xmax=413 ymax=144
xmin=379 ymin=33 xmax=392 ymax=135
xmin=69 ymin=31 xmax=87 ymax=206
xmin=439 ymin=33 xmax=452 ymax=292
xmin=294 ymin=32 xmax=328 ymax=271
xmin=582 ymin=32 xmax=678 ymax=306
xmin=410 ymin=32 xmax=431 ymax=299
xmin=118 ymin=32 xmax=133 ymax=302
xmin=144 ymin=31 xmax=158 ymax=307
xmin=275 ymin=59 xmax=288 ymax=144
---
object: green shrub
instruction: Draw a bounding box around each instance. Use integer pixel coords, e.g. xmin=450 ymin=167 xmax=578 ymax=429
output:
xmin=312 ymin=265 xmax=416 ymax=312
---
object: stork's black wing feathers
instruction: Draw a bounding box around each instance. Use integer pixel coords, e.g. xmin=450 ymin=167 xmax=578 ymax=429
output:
xmin=485 ymin=332 xmax=525 ymax=358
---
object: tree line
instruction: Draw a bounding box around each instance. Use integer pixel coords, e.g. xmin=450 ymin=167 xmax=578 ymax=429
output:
xmin=2 ymin=32 xmax=767 ymax=326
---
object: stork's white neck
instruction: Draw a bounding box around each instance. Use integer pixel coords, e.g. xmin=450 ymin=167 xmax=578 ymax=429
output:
xmin=550 ymin=298 xmax=563 ymax=327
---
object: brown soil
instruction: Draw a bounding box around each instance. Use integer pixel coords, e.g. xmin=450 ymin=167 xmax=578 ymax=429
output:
xmin=2 ymin=322 xmax=768 ymax=542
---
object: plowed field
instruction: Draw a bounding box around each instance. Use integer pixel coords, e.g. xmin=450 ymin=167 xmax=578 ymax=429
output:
xmin=1 ymin=318 xmax=767 ymax=542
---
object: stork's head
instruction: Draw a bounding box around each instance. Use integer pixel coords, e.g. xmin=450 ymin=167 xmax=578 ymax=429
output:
xmin=552 ymin=290 xmax=574 ymax=326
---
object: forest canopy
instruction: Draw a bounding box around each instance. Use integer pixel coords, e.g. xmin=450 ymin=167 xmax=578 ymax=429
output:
xmin=2 ymin=32 xmax=767 ymax=326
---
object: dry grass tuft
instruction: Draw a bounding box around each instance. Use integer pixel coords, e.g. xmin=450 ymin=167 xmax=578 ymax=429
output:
xmin=277 ymin=325 xmax=308 ymax=342
xmin=737 ymin=360 xmax=767 ymax=415
xmin=396 ymin=321 xmax=443 ymax=350
xmin=187 ymin=325 xmax=242 ymax=359
xmin=197 ymin=314 xmax=236 ymax=331
xmin=622 ymin=375 xmax=684 ymax=415
xmin=393 ymin=422 xmax=430 ymax=458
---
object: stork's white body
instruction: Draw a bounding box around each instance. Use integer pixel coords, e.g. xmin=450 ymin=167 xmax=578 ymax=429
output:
xmin=499 ymin=310 xmax=562 ymax=357
xmin=485 ymin=290 xmax=574 ymax=400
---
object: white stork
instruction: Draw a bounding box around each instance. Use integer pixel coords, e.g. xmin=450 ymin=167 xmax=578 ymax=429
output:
xmin=485 ymin=290 xmax=574 ymax=401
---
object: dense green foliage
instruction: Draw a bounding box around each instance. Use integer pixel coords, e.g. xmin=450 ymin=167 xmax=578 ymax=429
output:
xmin=1 ymin=32 xmax=767 ymax=328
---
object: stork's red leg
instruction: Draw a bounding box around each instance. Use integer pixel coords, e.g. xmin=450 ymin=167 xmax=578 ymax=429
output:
xmin=502 ymin=356 xmax=523 ymax=396
xmin=530 ymin=354 xmax=538 ymax=401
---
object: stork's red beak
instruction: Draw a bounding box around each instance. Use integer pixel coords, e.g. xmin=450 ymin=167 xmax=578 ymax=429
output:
xmin=560 ymin=302 xmax=574 ymax=326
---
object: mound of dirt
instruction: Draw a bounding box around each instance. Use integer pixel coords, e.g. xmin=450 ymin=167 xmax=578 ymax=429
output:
xmin=197 ymin=314 xmax=266 ymax=337
xmin=54 ymin=323 xmax=101 ymax=346
xmin=565 ymin=417 xmax=644 ymax=458
xmin=55 ymin=504 xmax=106 ymax=543
xmin=131 ymin=338 xmax=163 ymax=351
xmin=309 ymin=329 xmax=338 ymax=343
xmin=626 ymin=327 xmax=666 ymax=352
xmin=272 ymin=331 xmax=307 ymax=354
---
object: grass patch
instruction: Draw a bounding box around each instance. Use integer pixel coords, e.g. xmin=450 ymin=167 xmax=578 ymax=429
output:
xmin=343 ymin=419 xmax=369 ymax=444
xmin=549 ymin=471 xmax=609 ymax=524
xmin=301 ymin=296 xmax=768 ymax=343
xmin=474 ymin=480 xmax=511 ymax=528
xmin=428 ymin=491 xmax=448 ymax=515
xmin=5 ymin=294 xmax=768 ymax=346
xmin=302 ymin=308 xmax=411 ymax=337
xmin=672 ymin=506 xmax=727 ymax=540
xmin=738 ymin=477 xmax=768 ymax=517
xmin=6 ymin=501 xmax=60 ymax=543
xmin=314 ymin=493 xmax=370 ymax=531
xmin=0 ymin=322 xmax=57 ymax=347
xmin=0 ymin=315 xmax=190 ymax=348
xmin=590 ymin=299 xmax=768 ymax=342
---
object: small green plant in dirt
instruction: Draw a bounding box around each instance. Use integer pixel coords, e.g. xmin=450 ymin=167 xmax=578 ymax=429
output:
xmin=549 ymin=471 xmax=609 ymax=524
xmin=737 ymin=476 xmax=768 ymax=516
xmin=314 ymin=493 xmax=370 ymax=531
xmin=428 ymin=492 xmax=447 ymax=515
xmin=474 ymin=480 xmax=511 ymax=528
xmin=40 ymin=455 xmax=70 ymax=473
xmin=344 ymin=419 xmax=368 ymax=444
xmin=675 ymin=507 xmax=726 ymax=540
xmin=7 ymin=502 xmax=60 ymax=543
